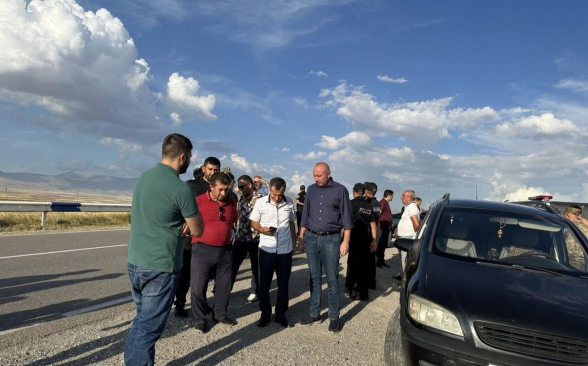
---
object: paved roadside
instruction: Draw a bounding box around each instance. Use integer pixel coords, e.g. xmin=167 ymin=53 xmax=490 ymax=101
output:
xmin=0 ymin=248 xmax=402 ymax=365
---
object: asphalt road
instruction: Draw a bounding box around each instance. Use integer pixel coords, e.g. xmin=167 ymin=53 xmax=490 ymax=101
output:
xmin=0 ymin=229 xmax=131 ymax=333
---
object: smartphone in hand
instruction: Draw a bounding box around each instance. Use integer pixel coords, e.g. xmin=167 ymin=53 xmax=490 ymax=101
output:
xmin=269 ymin=226 xmax=277 ymax=233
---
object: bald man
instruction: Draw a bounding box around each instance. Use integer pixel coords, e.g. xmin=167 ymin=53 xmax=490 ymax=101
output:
xmin=297 ymin=162 xmax=353 ymax=333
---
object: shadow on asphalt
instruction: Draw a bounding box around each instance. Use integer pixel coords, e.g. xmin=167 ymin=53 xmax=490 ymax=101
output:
xmin=0 ymin=269 xmax=100 ymax=290
xmin=25 ymin=251 xmax=401 ymax=365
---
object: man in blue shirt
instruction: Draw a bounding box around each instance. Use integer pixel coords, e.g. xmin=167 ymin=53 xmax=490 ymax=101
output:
xmin=297 ymin=162 xmax=353 ymax=333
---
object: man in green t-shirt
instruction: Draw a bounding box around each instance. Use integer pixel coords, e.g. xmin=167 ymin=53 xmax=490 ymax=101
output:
xmin=124 ymin=133 xmax=203 ymax=366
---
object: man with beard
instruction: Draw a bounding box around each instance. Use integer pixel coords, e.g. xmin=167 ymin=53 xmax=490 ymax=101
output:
xmin=125 ymin=133 xmax=203 ymax=365
xmin=191 ymin=172 xmax=238 ymax=333
xmin=174 ymin=156 xmax=220 ymax=317
xmin=346 ymin=183 xmax=377 ymax=301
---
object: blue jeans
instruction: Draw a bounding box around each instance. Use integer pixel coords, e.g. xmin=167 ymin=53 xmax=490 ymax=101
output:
xmin=304 ymin=231 xmax=341 ymax=320
xmin=124 ymin=263 xmax=180 ymax=366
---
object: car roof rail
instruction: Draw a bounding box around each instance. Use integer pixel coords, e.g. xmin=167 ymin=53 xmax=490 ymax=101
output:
xmin=442 ymin=192 xmax=450 ymax=202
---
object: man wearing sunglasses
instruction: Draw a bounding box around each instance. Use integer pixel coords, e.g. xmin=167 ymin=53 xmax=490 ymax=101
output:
xmin=190 ymin=172 xmax=238 ymax=333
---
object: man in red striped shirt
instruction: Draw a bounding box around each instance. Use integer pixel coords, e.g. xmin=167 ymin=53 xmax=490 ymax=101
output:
xmin=190 ymin=172 xmax=237 ymax=333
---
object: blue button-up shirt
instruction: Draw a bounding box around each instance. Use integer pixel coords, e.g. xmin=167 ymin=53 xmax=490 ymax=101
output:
xmin=300 ymin=178 xmax=353 ymax=232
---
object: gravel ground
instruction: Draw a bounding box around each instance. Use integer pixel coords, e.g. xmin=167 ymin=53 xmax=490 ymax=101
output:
xmin=0 ymin=248 xmax=401 ymax=366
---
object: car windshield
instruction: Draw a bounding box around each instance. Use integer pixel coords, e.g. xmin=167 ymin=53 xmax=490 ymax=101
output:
xmin=432 ymin=207 xmax=588 ymax=274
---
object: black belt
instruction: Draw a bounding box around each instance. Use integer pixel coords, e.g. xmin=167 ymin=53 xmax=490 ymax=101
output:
xmin=307 ymin=229 xmax=340 ymax=236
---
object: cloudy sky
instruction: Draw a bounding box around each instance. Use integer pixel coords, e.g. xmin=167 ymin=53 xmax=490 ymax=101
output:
xmin=1 ymin=0 xmax=588 ymax=208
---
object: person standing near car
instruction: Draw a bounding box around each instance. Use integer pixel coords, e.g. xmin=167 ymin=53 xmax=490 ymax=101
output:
xmin=298 ymin=162 xmax=353 ymax=333
xmin=249 ymin=177 xmax=296 ymax=328
xmin=174 ymin=156 xmax=220 ymax=318
xmin=125 ymin=133 xmax=203 ymax=365
xmin=377 ymin=190 xmax=394 ymax=268
xmin=364 ymin=182 xmax=380 ymax=289
xmin=231 ymin=175 xmax=263 ymax=303
xmin=393 ymin=190 xmax=420 ymax=281
xmin=564 ymin=205 xmax=588 ymax=237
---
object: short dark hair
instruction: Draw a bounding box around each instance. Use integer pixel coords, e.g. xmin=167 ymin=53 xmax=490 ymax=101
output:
xmin=193 ymin=166 xmax=204 ymax=179
xmin=237 ymin=175 xmax=253 ymax=185
xmin=203 ymin=156 xmax=221 ymax=168
xmin=269 ymin=177 xmax=286 ymax=191
xmin=383 ymin=189 xmax=394 ymax=198
xmin=209 ymin=172 xmax=231 ymax=187
xmin=226 ymin=172 xmax=235 ymax=182
xmin=365 ymin=182 xmax=377 ymax=192
xmin=162 ymin=133 xmax=192 ymax=158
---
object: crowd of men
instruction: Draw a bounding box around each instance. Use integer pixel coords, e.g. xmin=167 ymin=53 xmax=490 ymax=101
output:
xmin=124 ymin=133 xmax=423 ymax=365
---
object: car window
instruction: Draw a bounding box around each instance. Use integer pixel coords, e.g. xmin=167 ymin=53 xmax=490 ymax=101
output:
xmin=412 ymin=203 xmax=435 ymax=260
xmin=432 ymin=207 xmax=588 ymax=274
xmin=563 ymin=227 xmax=588 ymax=271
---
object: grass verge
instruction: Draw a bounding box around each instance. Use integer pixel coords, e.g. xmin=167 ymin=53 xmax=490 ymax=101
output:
xmin=0 ymin=212 xmax=131 ymax=233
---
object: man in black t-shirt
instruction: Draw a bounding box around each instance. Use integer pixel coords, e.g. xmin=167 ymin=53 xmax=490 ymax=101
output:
xmin=295 ymin=185 xmax=306 ymax=234
xmin=346 ymin=183 xmax=377 ymax=301
xmin=364 ymin=182 xmax=380 ymax=289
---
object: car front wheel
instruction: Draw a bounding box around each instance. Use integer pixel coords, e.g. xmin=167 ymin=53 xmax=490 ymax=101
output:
xmin=384 ymin=308 xmax=408 ymax=366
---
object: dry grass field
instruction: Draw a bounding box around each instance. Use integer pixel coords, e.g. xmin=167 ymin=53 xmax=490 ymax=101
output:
xmin=0 ymin=188 xmax=132 ymax=233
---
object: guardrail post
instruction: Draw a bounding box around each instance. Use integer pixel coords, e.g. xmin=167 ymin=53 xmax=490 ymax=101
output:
xmin=41 ymin=211 xmax=47 ymax=227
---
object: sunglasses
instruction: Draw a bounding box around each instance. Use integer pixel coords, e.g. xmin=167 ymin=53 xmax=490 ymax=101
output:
xmin=237 ymin=185 xmax=247 ymax=189
xmin=218 ymin=206 xmax=225 ymax=221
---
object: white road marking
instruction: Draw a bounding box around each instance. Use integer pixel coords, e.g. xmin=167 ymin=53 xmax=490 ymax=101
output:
xmin=0 ymin=244 xmax=128 ymax=259
xmin=0 ymin=323 xmax=41 ymax=336
xmin=62 ymin=296 xmax=133 ymax=317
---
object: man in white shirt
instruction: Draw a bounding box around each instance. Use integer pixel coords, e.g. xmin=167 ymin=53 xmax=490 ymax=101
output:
xmin=393 ymin=190 xmax=421 ymax=280
xmin=249 ymin=177 xmax=296 ymax=328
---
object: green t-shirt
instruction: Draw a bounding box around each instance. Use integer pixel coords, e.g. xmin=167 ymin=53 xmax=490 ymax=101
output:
xmin=127 ymin=163 xmax=198 ymax=272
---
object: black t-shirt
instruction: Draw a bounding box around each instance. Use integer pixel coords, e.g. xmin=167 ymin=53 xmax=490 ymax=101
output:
xmin=366 ymin=196 xmax=381 ymax=218
xmin=351 ymin=196 xmax=377 ymax=237
xmin=187 ymin=177 xmax=210 ymax=198
xmin=296 ymin=191 xmax=306 ymax=212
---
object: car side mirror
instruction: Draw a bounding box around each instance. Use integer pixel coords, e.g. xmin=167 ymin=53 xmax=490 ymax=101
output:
xmin=394 ymin=238 xmax=414 ymax=252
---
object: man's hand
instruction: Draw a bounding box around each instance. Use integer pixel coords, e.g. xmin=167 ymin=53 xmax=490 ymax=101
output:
xmin=370 ymin=239 xmax=377 ymax=252
xmin=340 ymin=240 xmax=349 ymax=257
xmin=179 ymin=222 xmax=190 ymax=237
xmin=298 ymin=236 xmax=305 ymax=252
xmin=260 ymin=227 xmax=277 ymax=235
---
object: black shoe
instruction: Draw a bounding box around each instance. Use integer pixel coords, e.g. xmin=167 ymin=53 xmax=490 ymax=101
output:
xmin=214 ymin=316 xmax=237 ymax=326
xmin=257 ymin=316 xmax=271 ymax=328
xmin=392 ymin=274 xmax=402 ymax=281
xmin=359 ymin=294 xmax=369 ymax=301
xmin=328 ymin=319 xmax=340 ymax=333
xmin=174 ymin=304 xmax=187 ymax=318
xmin=299 ymin=315 xmax=321 ymax=326
xmin=274 ymin=316 xmax=289 ymax=328
xmin=194 ymin=323 xmax=206 ymax=334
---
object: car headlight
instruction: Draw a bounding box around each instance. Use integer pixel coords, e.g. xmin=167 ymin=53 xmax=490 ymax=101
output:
xmin=408 ymin=294 xmax=464 ymax=337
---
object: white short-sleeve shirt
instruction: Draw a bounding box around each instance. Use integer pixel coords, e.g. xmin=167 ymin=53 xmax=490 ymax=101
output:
xmin=398 ymin=202 xmax=419 ymax=238
xmin=249 ymin=196 xmax=296 ymax=254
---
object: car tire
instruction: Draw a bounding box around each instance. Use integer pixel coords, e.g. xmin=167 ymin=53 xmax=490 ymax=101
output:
xmin=384 ymin=308 xmax=408 ymax=366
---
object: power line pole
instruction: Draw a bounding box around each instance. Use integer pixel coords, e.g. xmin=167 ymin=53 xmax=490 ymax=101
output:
xmin=476 ymin=185 xmax=478 ymax=200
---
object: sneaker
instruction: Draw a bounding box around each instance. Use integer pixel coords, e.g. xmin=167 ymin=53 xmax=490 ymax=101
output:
xmin=328 ymin=319 xmax=340 ymax=333
xmin=194 ymin=323 xmax=206 ymax=334
xmin=214 ymin=316 xmax=237 ymax=326
xmin=247 ymin=293 xmax=258 ymax=302
xmin=174 ymin=304 xmax=188 ymax=318
xmin=299 ymin=315 xmax=321 ymax=326
xmin=257 ymin=316 xmax=271 ymax=328
xmin=274 ymin=316 xmax=289 ymax=328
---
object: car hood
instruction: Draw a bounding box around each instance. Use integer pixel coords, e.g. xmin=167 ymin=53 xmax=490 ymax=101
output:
xmin=423 ymin=254 xmax=588 ymax=341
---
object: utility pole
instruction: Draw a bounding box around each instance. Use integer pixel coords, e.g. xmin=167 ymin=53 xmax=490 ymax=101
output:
xmin=475 ymin=185 xmax=478 ymax=200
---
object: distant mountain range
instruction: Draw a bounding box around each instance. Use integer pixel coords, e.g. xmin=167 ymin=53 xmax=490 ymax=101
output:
xmin=0 ymin=170 xmax=138 ymax=192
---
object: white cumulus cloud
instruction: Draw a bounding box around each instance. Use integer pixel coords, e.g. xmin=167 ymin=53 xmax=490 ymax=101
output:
xmin=293 ymin=151 xmax=327 ymax=160
xmin=377 ymin=75 xmax=408 ymax=83
xmin=495 ymin=113 xmax=580 ymax=139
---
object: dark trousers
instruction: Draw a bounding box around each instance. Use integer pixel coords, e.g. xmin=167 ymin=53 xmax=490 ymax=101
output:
xmin=376 ymin=224 xmax=391 ymax=262
xmin=231 ymin=240 xmax=259 ymax=295
xmin=296 ymin=211 xmax=302 ymax=232
xmin=259 ymin=249 xmax=292 ymax=319
xmin=346 ymin=235 xmax=370 ymax=298
xmin=190 ymin=244 xmax=232 ymax=325
xmin=175 ymin=242 xmax=192 ymax=305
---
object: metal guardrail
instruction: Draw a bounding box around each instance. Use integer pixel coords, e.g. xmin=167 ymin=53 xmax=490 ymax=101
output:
xmin=0 ymin=201 xmax=131 ymax=226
